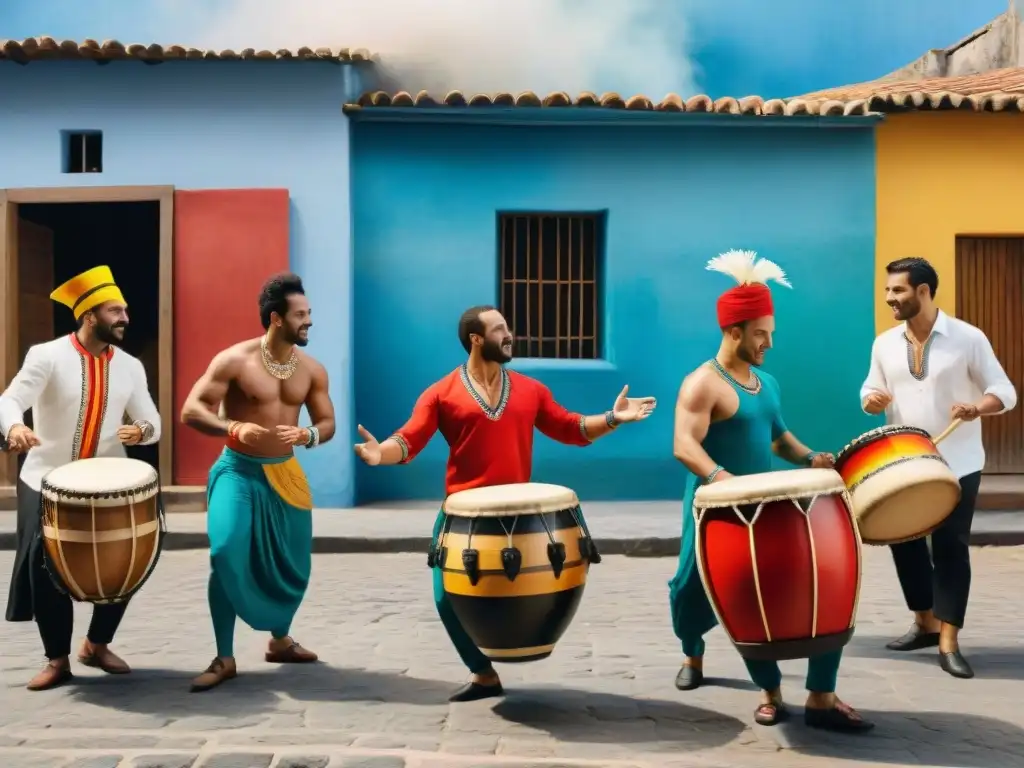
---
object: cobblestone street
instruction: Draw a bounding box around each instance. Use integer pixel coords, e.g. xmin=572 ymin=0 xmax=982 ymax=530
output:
xmin=1 ymin=547 xmax=1022 ymax=768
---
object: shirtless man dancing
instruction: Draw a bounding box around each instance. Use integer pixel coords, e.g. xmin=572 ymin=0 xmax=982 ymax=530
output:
xmin=180 ymin=272 xmax=336 ymax=692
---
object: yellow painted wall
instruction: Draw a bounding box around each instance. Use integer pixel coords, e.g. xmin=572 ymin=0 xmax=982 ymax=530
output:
xmin=875 ymin=112 xmax=1024 ymax=333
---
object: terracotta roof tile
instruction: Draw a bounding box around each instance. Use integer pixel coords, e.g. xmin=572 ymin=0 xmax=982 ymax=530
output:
xmin=791 ymin=67 xmax=1024 ymax=113
xmin=1 ymin=37 xmax=374 ymax=64
xmin=345 ymin=89 xmax=876 ymax=117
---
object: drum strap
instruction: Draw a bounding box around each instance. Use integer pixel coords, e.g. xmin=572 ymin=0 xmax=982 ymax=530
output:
xmin=462 ymin=517 xmax=481 ymax=586
xmin=568 ymin=505 xmax=602 ymax=564
xmin=537 ymin=513 xmax=567 ymax=579
xmin=430 ymin=513 xmax=454 ymax=568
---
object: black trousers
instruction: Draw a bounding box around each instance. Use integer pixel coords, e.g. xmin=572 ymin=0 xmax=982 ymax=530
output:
xmin=6 ymin=481 xmax=129 ymax=660
xmin=889 ymin=471 xmax=982 ymax=628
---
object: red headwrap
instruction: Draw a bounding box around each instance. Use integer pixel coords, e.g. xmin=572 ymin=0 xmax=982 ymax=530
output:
xmin=716 ymin=283 xmax=774 ymax=328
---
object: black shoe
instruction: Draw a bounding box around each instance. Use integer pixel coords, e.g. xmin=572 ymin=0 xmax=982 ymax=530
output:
xmin=675 ymin=664 xmax=703 ymax=691
xmin=448 ymin=680 xmax=504 ymax=702
xmin=886 ymin=623 xmax=939 ymax=651
xmin=939 ymin=649 xmax=975 ymax=679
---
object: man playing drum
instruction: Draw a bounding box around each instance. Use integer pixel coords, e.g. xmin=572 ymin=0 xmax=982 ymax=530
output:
xmin=180 ymin=272 xmax=336 ymax=692
xmin=861 ymin=257 xmax=1017 ymax=679
xmin=0 ymin=266 xmax=161 ymax=691
xmin=354 ymin=305 xmax=656 ymax=702
xmin=671 ymin=250 xmax=872 ymax=732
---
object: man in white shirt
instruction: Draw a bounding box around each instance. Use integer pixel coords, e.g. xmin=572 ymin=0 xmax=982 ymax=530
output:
xmin=0 ymin=266 xmax=161 ymax=691
xmin=860 ymin=257 xmax=1017 ymax=680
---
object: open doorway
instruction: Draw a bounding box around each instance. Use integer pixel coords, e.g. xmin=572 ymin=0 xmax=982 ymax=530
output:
xmin=15 ymin=202 xmax=161 ymax=472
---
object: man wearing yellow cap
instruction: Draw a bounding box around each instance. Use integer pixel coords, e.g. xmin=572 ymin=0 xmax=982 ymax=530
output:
xmin=0 ymin=265 xmax=162 ymax=691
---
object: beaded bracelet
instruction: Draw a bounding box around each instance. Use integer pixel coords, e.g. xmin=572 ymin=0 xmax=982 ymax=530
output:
xmin=305 ymin=426 xmax=320 ymax=449
xmin=605 ymin=410 xmax=620 ymax=429
xmin=706 ymin=465 xmax=724 ymax=483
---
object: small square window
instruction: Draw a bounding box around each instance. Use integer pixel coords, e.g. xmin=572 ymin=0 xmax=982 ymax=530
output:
xmin=62 ymin=130 xmax=103 ymax=173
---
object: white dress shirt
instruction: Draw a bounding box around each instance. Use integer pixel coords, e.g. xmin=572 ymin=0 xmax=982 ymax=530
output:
xmin=859 ymin=310 xmax=1017 ymax=479
xmin=0 ymin=334 xmax=162 ymax=492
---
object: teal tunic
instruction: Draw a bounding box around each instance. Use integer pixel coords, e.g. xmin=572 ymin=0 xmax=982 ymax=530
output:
xmin=205 ymin=447 xmax=314 ymax=658
xmin=667 ymin=366 xmax=842 ymax=693
xmin=431 ymin=509 xmax=493 ymax=675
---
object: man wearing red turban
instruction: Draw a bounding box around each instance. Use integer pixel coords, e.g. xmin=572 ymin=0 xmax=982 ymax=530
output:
xmin=668 ymin=250 xmax=873 ymax=733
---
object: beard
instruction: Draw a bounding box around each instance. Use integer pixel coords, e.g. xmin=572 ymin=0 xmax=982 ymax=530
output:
xmin=95 ymin=322 xmax=126 ymax=346
xmin=283 ymin=325 xmax=311 ymax=347
xmin=891 ymin=298 xmax=920 ymax=321
xmin=481 ymin=337 xmax=512 ymax=364
xmin=736 ymin=344 xmax=765 ymax=367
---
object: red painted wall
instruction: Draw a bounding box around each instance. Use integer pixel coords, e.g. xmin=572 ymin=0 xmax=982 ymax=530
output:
xmin=173 ymin=189 xmax=290 ymax=485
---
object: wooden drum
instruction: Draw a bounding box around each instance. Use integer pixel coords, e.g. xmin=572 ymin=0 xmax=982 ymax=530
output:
xmin=433 ymin=482 xmax=601 ymax=663
xmin=40 ymin=457 xmax=165 ymax=604
xmin=694 ymin=468 xmax=861 ymax=661
xmin=835 ymin=425 xmax=961 ymax=545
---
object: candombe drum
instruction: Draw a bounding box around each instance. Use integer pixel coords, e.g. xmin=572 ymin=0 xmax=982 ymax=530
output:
xmin=432 ymin=482 xmax=601 ymax=663
xmin=834 ymin=422 xmax=962 ymax=546
xmin=40 ymin=457 xmax=166 ymax=604
xmin=693 ymin=468 xmax=861 ymax=661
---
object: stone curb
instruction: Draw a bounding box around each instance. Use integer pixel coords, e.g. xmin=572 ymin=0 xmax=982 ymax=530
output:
xmin=2 ymin=531 xmax=1021 ymax=555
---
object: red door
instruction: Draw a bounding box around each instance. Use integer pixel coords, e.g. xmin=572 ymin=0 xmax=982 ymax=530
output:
xmin=173 ymin=189 xmax=290 ymax=485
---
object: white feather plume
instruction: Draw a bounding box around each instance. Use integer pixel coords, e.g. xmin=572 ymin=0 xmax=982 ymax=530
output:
xmin=705 ymin=249 xmax=792 ymax=289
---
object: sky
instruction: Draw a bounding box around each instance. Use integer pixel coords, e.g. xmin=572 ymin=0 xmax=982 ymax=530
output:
xmin=0 ymin=1 xmax=1012 ymax=98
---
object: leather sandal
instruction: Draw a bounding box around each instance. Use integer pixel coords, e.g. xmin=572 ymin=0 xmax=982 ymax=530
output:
xmin=78 ymin=645 xmax=131 ymax=674
xmin=754 ymin=701 xmax=789 ymax=726
xmin=190 ymin=657 xmax=237 ymax=692
xmin=27 ymin=661 xmax=73 ymax=691
xmin=805 ymin=701 xmax=875 ymax=732
xmin=265 ymin=639 xmax=318 ymax=663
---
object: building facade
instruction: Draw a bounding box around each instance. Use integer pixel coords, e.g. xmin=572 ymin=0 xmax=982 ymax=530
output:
xmin=1 ymin=41 xmax=938 ymax=505
xmin=348 ymin=95 xmax=880 ymax=502
xmin=796 ymin=64 xmax=1024 ymax=476
xmin=0 ymin=40 xmax=371 ymax=506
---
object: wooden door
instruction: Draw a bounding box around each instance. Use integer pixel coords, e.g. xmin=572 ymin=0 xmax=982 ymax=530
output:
xmin=172 ymin=189 xmax=290 ymax=485
xmin=956 ymin=237 xmax=1024 ymax=473
xmin=1 ymin=215 xmax=55 ymax=481
xmin=18 ymin=218 xmax=56 ymax=357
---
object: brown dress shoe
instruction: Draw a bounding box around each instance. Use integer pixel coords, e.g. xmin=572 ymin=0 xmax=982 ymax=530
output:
xmin=265 ymin=637 xmax=318 ymax=663
xmin=190 ymin=657 xmax=237 ymax=692
xmin=77 ymin=642 xmax=131 ymax=674
xmin=27 ymin=660 xmax=73 ymax=691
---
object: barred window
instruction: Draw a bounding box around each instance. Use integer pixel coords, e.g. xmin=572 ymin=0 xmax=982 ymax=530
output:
xmin=498 ymin=212 xmax=603 ymax=359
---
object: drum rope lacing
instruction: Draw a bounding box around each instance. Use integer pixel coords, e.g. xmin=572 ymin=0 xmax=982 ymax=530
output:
xmin=40 ymin=482 xmax=169 ymax=605
xmin=434 ymin=506 xmax=595 ymax=579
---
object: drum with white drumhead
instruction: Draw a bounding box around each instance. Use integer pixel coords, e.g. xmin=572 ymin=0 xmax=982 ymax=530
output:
xmin=694 ymin=468 xmax=862 ymax=661
xmin=40 ymin=457 xmax=165 ymax=604
xmin=433 ymin=482 xmax=600 ymax=663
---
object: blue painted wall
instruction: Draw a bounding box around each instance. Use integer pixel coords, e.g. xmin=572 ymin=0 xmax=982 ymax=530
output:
xmin=0 ymin=60 xmax=366 ymax=507
xmin=351 ymin=116 xmax=879 ymax=503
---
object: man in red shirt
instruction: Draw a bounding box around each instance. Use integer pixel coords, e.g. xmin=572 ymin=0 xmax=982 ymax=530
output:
xmin=355 ymin=305 xmax=656 ymax=701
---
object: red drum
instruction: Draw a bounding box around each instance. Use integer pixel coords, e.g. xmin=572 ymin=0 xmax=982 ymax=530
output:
xmin=693 ymin=468 xmax=862 ymax=661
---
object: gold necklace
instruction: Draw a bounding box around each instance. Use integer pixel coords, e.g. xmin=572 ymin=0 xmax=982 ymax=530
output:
xmin=260 ymin=336 xmax=298 ymax=380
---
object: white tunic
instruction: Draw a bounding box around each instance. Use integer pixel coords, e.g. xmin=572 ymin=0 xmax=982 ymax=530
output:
xmin=0 ymin=334 xmax=162 ymax=492
xmin=859 ymin=310 xmax=1018 ymax=479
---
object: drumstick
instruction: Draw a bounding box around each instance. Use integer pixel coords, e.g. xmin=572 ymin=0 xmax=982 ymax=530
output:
xmin=933 ymin=418 xmax=963 ymax=446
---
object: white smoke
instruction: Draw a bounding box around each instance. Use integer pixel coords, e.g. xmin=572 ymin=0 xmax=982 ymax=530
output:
xmin=167 ymin=0 xmax=698 ymax=98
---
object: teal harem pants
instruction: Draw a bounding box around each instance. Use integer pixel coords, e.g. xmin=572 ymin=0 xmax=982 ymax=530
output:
xmin=668 ymin=500 xmax=842 ymax=693
xmin=206 ymin=448 xmax=314 ymax=658
xmin=431 ymin=509 xmax=494 ymax=675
